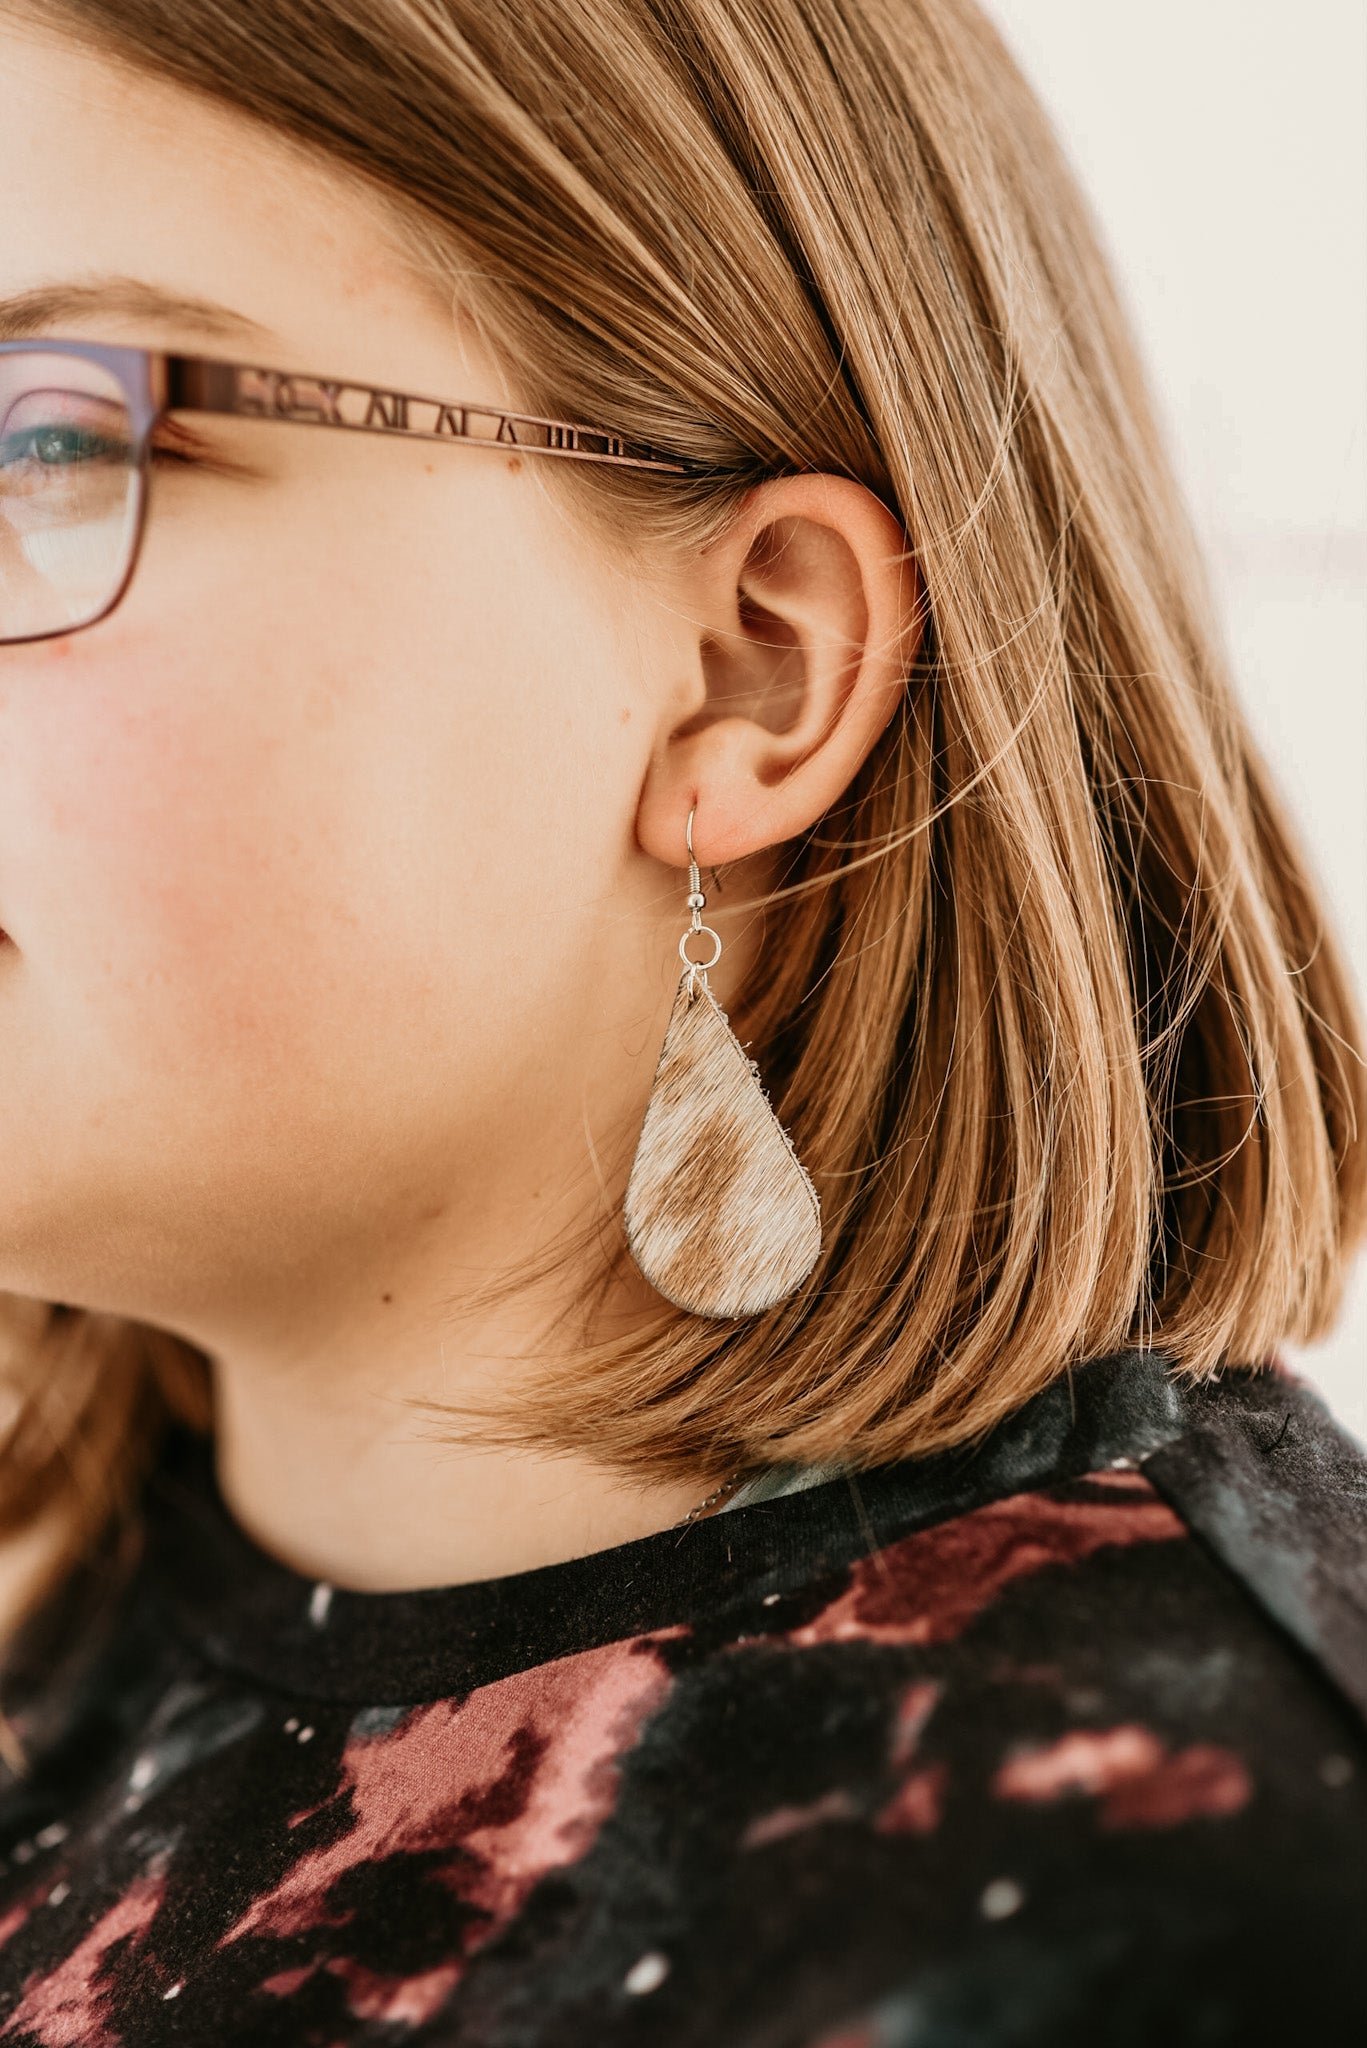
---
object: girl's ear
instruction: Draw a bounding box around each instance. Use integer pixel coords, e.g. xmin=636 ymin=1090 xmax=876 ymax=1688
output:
xmin=635 ymin=473 xmax=923 ymax=868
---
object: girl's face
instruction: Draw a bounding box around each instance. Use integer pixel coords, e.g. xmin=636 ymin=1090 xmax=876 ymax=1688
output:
xmin=0 ymin=22 xmax=703 ymax=1338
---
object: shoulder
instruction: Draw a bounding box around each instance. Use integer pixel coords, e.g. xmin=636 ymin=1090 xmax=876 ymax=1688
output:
xmin=714 ymin=1350 xmax=1367 ymax=1732
xmin=1140 ymin=1359 xmax=1367 ymax=1721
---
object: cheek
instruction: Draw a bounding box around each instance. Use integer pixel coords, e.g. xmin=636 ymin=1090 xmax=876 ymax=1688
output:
xmin=2 ymin=633 xmax=352 ymax=1075
xmin=0 ymin=489 xmax=647 ymax=1103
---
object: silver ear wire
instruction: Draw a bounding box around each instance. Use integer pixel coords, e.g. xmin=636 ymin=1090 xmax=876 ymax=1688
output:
xmin=680 ymin=806 xmax=723 ymax=986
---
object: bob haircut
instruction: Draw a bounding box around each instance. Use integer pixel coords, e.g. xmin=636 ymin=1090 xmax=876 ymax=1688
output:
xmin=2 ymin=0 xmax=1365 ymax=1576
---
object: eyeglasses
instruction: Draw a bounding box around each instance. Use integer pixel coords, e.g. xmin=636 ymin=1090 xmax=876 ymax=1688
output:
xmin=0 ymin=340 xmax=691 ymax=646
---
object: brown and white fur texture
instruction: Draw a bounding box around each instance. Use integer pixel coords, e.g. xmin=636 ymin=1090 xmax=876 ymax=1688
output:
xmin=624 ymin=971 xmax=822 ymax=1318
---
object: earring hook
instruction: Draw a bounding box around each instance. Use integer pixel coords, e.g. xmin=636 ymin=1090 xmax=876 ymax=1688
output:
xmin=687 ymin=805 xmax=724 ymax=900
xmin=680 ymin=804 xmax=722 ymax=980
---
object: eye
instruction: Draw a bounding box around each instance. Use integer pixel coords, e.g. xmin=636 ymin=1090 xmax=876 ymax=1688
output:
xmin=1 ymin=421 xmax=131 ymax=470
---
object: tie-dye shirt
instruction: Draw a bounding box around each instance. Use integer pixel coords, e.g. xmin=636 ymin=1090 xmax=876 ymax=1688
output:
xmin=0 ymin=1349 xmax=1362 ymax=2047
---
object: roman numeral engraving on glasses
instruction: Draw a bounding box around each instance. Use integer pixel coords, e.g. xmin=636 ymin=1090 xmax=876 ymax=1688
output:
xmin=235 ymin=368 xmax=344 ymax=425
xmin=205 ymin=363 xmax=687 ymax=472
xmin=363 ymin=391 xmax=410 ymax=431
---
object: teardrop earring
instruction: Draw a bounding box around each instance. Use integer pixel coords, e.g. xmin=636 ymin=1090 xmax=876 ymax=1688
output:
xmin=623 ymin=809 xmax=822 ymax=1318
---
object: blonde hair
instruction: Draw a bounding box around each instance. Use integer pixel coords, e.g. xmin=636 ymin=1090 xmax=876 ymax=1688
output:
xmin=6 ymin=0 xmax=1366 ymax=1579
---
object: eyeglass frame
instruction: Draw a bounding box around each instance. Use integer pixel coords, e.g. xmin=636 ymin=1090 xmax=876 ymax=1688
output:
xmin=0 ymin=338 xmax=696 ymax=647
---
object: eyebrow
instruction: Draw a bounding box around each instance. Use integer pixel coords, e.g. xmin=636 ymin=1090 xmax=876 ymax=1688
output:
xmin=0 ymin=278 xmax=273 ymax=345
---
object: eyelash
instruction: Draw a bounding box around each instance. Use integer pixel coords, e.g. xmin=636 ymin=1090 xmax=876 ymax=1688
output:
xmin=149 ymin=433 xmax=256 ymax=481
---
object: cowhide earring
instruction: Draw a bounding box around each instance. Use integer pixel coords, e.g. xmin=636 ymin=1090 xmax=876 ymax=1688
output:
xmin=624 ymin=808 xmax=822 ymax=1318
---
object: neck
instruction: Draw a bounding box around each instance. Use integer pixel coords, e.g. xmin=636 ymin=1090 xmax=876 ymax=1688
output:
xmin=176 ymin=918 xmax=771 ymax=1592
xmin=205 ymin=1261 xmax=718 ymax=1593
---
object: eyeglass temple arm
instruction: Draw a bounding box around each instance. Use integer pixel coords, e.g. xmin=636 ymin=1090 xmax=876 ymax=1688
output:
xmin=160 ymin=355 xmax=691 ymax=474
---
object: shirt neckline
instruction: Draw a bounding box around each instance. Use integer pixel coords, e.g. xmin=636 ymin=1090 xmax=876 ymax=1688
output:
xmin=142 ymin=1348 xmax=1188 ymax=1706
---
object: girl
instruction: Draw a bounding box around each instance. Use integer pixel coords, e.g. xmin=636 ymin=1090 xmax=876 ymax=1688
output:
xmin=0 ymin=1 xmax=1362 ymax=2041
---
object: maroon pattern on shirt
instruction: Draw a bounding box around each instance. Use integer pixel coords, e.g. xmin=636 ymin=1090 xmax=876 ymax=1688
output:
xmin=0 ymin=1350 xmax=1363 ymax=2046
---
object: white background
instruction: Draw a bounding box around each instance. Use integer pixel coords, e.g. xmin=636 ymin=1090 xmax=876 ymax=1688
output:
xmin=982 ymin=0 xmax=1367 ymax=1443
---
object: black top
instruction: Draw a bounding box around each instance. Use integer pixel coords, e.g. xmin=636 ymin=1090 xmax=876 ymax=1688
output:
xmin=0 ymin=1349 xmax=1363 ymax=2047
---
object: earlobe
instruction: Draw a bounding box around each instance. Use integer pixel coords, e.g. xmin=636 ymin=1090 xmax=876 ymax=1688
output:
xmin=636 ymin=474 xmax=922 ymax=870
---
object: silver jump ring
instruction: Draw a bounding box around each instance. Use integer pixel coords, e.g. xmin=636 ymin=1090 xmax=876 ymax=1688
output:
xmin=679 ymin=926 xmax=723 ymax=971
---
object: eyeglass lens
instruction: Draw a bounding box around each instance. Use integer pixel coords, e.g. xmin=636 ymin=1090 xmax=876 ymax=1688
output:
xmin=0 ymin=352 xmax=141 ymax=644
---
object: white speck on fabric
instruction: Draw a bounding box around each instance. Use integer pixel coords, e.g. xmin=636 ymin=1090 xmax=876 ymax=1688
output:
xmin=980 ymin=1877 xmax=1026 ymax=1920
xmin=623 ymin=1951 xmax=671 ymax=1996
